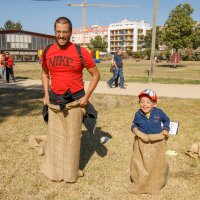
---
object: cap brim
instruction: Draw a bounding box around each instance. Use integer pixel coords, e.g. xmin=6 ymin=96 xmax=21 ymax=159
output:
xmin=138 ymin=93 xmax=156 ymax=101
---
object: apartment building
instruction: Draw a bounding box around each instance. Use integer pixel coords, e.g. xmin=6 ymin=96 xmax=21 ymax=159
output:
xmin=108 ymin=19 xmax=152 ymax=53
xmin=71 ymin=25 xmax=108 ymax=45
xmin=72 ymin=19 xmax=151 ymax=53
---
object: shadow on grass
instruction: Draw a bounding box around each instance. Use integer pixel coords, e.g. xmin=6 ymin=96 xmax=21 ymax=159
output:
xmin=157 ymin=64 xmax=186 ymax=68
xmin=80 ymin=127 xmax=112 ymax=170
xmin=0 ymin=88 xmax=43 ymax=123
xmin=15 ymin=76 xmax=29 ymax=80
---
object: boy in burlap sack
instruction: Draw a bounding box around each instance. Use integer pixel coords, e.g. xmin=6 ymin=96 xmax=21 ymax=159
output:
xmin=127 ymin=89 xmax=170 ymax=194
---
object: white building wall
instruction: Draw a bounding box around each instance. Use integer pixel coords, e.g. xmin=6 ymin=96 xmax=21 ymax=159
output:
xmin=71 ymin=25 xmax=108 ymax=45
xmin=71 ymin=19 xmax=151 ymax=53
xmin=108 ymin=19 xmax=151 ymax=53
xmin=133 ymin=27 xmax=138 ymax=52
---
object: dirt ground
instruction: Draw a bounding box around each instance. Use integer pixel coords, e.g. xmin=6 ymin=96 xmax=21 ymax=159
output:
xmin=1 ymin=88 xmax=200 ymax=200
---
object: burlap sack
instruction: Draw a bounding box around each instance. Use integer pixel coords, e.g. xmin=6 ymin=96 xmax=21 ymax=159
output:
xmin=185 ymin=142 xmax=200 ymax=159
xmin=41 ymin=101 xmax=86 ymax=183
xmin=28 ymin=134 xmax=47 ymax=156
xmin=127 ymin=129 xmax=169 ymax=194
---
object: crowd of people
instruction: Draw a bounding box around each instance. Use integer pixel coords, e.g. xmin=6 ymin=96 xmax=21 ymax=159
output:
xmin=0 ymin=51 xmax=16 ymax=83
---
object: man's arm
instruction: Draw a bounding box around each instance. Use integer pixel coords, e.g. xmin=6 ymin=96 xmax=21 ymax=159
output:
xmin=79 ymin=66 xmax=100 ymax=106
xmin=41 ymin=67 xmax=50 ymax=105
xmin=113 ymin=54 xmax=118 ymax=69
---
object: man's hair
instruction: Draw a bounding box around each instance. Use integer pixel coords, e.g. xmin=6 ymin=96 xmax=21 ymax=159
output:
xmin=54 ymin=17 xmax=72 ymax=32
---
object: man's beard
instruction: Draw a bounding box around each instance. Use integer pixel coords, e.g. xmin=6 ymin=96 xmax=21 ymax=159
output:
xmin=55 ymin=38 xmax=69 ymax=49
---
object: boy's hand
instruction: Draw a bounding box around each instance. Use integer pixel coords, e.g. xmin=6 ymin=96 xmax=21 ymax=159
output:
xmin=132 ymin=127 xmax=138 ymax=134
xmin=162 ymin=130 xmax=169 ymax=138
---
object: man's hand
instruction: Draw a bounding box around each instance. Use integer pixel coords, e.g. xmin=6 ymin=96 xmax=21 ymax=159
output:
xmin=79 ymin=96 xmax=89 ymax=107
xmin=43 ymin=95 xmax=49 ymax=105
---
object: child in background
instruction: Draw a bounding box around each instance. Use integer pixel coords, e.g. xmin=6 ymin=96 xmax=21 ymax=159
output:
xmin=5 ymin=52 xmax=16 ymax=83
xmin=127 ymin=89 xmax=170 ymax=194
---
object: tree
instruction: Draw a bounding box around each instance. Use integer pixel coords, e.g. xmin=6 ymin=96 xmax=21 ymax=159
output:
xmin=89 ymin=35 xmax=107 ymax=52
xmin=162 ymin=3 xmax=195 ymax=51
xmin=192 ymin=23 xmax=200 ymax=49
xmin=144 ymin=26 xmax=162 ymax=50
xmin=0 ymin=20 xmax=23 ymax=30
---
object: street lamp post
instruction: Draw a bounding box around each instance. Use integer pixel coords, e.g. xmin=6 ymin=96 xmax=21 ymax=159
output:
xmin=148 ymin=0 xmax=158 ymax=82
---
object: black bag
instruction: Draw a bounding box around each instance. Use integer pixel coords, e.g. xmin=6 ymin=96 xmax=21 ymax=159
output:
xmin=42 ymin=105 xmax=48 ymax=124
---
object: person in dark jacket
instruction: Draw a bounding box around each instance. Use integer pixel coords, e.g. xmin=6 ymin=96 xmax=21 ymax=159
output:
xmin=108 ymin=48 xmax=125 ymax=89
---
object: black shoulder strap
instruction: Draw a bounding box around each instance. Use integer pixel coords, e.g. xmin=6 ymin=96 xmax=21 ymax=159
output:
xmin=42 ymin=44 xmax=53 ymax=63
xmin=75 ymin=44 xmax=86 ymax=67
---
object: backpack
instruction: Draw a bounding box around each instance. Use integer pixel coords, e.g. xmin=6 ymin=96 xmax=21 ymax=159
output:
xmin=42 ymin=44 xmax=86 ymax=67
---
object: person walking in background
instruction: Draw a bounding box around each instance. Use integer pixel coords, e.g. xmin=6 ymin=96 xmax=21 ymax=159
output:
xmin=41 ymin=17 xmax=100 ymax=183
xmin=108 ymin=48 xmax=125 ymax=89
xmin=0 ymin=51 xmax=5 ymax=79
xmin=127 ymin=89 xmax=170 ymax=194
xmin=5 ymin=52 xmax=15 ymax=83
xmin=109 ymin=54 xmax=119 ymax=87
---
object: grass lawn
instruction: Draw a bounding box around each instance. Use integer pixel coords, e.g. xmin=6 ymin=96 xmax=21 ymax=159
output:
xmin=1 ymin=88 xmax=200 ymax=199
xmin=14 ymin=60 xmax=200 ymax=84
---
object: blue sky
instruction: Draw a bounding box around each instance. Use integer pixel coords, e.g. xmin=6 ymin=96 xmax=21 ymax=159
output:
xmin=0 ymin=0 xmax=199 ymax=35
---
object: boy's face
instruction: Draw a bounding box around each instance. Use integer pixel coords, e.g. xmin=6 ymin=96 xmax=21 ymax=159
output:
xmin=139 ymin=96 xmax=156 ymax=114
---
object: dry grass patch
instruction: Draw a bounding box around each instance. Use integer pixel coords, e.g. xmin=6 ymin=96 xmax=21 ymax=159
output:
xmin=1 ymin=89 xmax=200 ymax=200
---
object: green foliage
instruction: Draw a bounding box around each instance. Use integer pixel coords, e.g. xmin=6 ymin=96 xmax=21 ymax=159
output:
xmin=126 ymin=49 xmax=133 ymax=57
xmin=156 ymin=50 xmax=171 ymax=61
xmin=181 ymin=49 xmax=200 ymax=61
xmin=88 ymin=35 xmax=107 ymax=52
xmin=132 ymin=51 xmax=146 ymax=59
xmin=162 ymin=3 xmax=195 ymax=50
xmin=192 ymin=23 xmax=200 ymax=49
xmin=144 ymin=27 xmax=162 ymax=49
xmin=0 ymin=20 xmax=23 ymax=30
xmin=144 ymin=48 xmax=151 ymax=60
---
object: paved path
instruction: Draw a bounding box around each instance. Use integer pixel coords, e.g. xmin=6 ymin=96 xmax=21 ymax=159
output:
xmin=1 ymin=79 xmax=200 ymax=99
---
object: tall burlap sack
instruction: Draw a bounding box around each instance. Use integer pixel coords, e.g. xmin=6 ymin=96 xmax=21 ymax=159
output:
xmin=127 ymin=129 xmax=169 ymax=194
xmin=41 ymin=101 xmax=85 ymax=183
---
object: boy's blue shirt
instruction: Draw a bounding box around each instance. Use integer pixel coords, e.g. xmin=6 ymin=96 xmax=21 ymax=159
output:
xmin=131 ymin=107 xmax=170 ymax=134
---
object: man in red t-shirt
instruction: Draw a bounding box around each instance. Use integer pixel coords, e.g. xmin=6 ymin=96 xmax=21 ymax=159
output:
xmin=41 ymin=17 xmax=100 ymax=183
xmin=5 ymin=52 xmax=15 ymax=83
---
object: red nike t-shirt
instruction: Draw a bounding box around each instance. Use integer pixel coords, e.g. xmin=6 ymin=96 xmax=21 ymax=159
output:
xmin=42 ymin=42 xmax=96 ymax=94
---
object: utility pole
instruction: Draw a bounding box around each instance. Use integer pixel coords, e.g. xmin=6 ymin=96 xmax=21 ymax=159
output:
xmin=82 ymin=0 xmax=87 ymax=47
xmin=148 ymin=0 xmax=158 ymax=82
